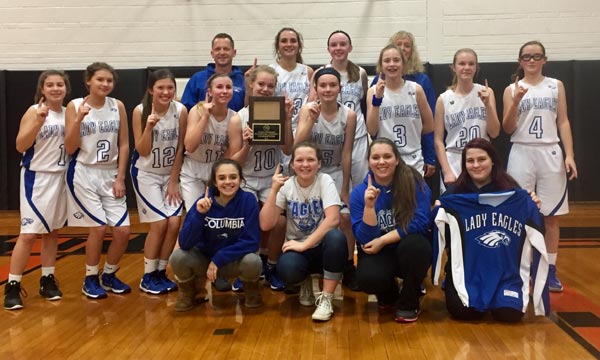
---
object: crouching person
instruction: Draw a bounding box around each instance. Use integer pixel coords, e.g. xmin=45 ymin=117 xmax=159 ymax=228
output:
xmin=169 ymin=159 xmax=262 ymax=311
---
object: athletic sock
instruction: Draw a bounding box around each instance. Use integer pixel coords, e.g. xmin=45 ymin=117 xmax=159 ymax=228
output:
xmin=86 ymin=264 xmax=99 ymax=276
xmin=8 ymin=274 xmax=22 ymax=283
xmin=548 ymin=253 xmax=557 ymax=265
xmin=144 ymin=257 xmax=158 ymax=274
xmin=41 ymin=267 xmax=55 ymax=277
xmin=103 ymin=263 xmax=118 ymax=274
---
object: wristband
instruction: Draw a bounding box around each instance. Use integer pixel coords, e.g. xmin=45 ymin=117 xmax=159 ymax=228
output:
xmin=372 ymin=95 xmax=383 ymax=107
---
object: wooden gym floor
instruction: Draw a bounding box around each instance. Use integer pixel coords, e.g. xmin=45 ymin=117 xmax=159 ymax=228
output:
xmin=0 ymin=203 xmax=599 ymax=359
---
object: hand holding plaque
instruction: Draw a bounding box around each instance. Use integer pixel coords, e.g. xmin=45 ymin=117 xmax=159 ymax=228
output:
xmin=249 ymin=96 xmax=285 ymax=145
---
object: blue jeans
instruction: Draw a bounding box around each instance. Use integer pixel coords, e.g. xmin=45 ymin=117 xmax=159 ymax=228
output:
xmin=277 ymin=228 xmax=347 ymax=285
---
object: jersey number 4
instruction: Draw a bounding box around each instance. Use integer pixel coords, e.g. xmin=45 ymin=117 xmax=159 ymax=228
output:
xmin=528 ymin=116 xmax=544 ymax=139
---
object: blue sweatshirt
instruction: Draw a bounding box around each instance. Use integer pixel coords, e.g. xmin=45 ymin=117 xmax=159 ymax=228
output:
xmin=180 ymin=63 xmax=246 ymax=111
xmin=350 ymin=171 xmax=432 ymax=246
xmin=178 ymin=188 xmax=259 ymax=267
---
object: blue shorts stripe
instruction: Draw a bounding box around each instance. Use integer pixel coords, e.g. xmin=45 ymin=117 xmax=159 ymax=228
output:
xmin=131 ymin=165 xmax=169 ymax=219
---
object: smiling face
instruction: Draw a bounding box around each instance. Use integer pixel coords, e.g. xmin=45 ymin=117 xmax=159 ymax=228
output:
xmin=86 ymin=69 xmax=114 ymax=97
xmin=250 ymin=71 xmax=276 ymax=97
xmin=277 ymin=30 xmax=300 ymax=60
xmin=214 ymin=163 xmax=241 ymax=201
xmin=290 ymin=145 xmax=321 ymax=185
xmin=315 ymin=73 xmax=340 ymax=102
xmin=452 ymin=50 xmax=478 ymax=83
xmin=149 ymin=78 xmax=176 ymax=107
xmin=519 ymin=43 xmax=547 ymax=76
xmin=327 ymin=32 xmax=352 ymax=62
xmin=208 ymin=76 xmax=233 ymax=105
xmin=40 ymin=74 xmax=67 ymax=105
xmin=211 ymin=37 xmax=236 ymax=68
xmin=380 ymin=47 xmax=404 ymax=79
xmin=394 ymin=35 xmax=413 ymax=61
xmin=368 ymin=142 xmax=399 ymax=185
xmin=465 ymin=148 xmax=493 ymax=188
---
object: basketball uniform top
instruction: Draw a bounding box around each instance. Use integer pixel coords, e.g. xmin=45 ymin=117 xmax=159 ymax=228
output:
xmin=185 ymin=108 xmax=235 ymax=163
xmin=375 ymin=80 xmax=422 ymax=157
xmin=72 ymin=97 xmax=121 ymax=167
xmin=132 ymin=101 xmax=183 ymax=175
xmin=309 ymin=102 xmax=348 ymax=173
xmin=433 ymin=190 xmax=549 ymax=316
xmin=238 ymin=106 xmax=282 ymax=178
xmin=440 ymin=84 xmax=490 ymax=152
xmin=333 ymin=65 xmax=368 ymax=141
xmin=510 ymin=77 xmax=560 ymax=144
xmin=270 ymin=62 xmax=311 ymax=133
xmin=21 ymin=104 xmax=68 ymax=172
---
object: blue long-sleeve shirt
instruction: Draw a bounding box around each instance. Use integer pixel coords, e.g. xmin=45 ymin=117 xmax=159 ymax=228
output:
xmin=178 ymin=188 xmax=259 ymax=267
xmin=180 ymin=63 xmax=246 ymax=111
xmin=350 ymin=172 xmax=432 ymax=246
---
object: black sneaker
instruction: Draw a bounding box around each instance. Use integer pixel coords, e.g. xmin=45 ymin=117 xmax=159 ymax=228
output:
xmin=342 ymin=263 xmax=360 ymax=291
xmin=213 ymin=277 xmax=231 ymax=292
xmin=4 ymin=281 xmax=27 ymax=310
xmin=40 ymin=274 xmax=63 ymax=301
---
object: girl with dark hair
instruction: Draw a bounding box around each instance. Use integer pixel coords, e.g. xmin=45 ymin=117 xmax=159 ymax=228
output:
xmin=5 ymin=70 xmax=71 ymax=310
xmin=502 ymin=40 xmax=578 ymax=292
xmin=434 ymin=48 xmax=500 ymax=191
xmin=170 ymin=159 xmax=262 ymax=311
xmin=260 ymin=142 xmax=347 ymax=322
xmin=434 ymin=138 xmax=547 ymax=322
xmin=131 ymin=69 xmax=188 ymax=294
xmin=350 ymin=138 xmax=432 ymax=323
xmin=65 ymin=62 xmax=131 ymax=299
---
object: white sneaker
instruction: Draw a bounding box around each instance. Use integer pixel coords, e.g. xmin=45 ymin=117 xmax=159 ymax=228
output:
xmin=299 ymin=277 xmax=315 ymax=306
xmin=312 ymin=293 xmax=333 ymax=321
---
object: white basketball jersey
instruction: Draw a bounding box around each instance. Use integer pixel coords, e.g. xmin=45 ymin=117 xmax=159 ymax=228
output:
xmin=440 ymin=84 xmax=490 ymax=152
xmin=21 ymin=105 xmax=68 ymax=173
xmin=376 ymin=81 xmax=423 ymax=158
xmin=336 ymin=66 xmax=368 ymax=141
xmin=132 ymin=101 xmax=183 ymax=175
xmin=270 ymin=63 xmax=311 ymax=133
xmin=185 ymin=109 xmax=235 ymax=163
xmin=309 ymin=103 xmax=348 ymax=173
xmin=510 ymin=77 xmax=559 ymax=144
xmin=238 ymin=106 xmax=281 ymax=178
xmin=72 ymin=97 xmax=121 ymax=166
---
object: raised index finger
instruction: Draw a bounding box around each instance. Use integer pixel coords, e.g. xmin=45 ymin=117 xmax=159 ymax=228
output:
xmin=514 ymin=75 xmax=519 ymax=88
xmin=82 ymin=95 xmax=90 ymax=105
xmin=253 ymin=57 xmax=257 ymax=68
xmin=367 ymin=173 xmax=372 ymax=187
xmin=274 ymin=163 xmax=281 ymax=174
xmin=204 ymin=186 xmax=210 ymax=199
xmin=484 ymin=78 xmax=489 ymax=90
xmin=38 ymin=96 xmax=45 ymax=107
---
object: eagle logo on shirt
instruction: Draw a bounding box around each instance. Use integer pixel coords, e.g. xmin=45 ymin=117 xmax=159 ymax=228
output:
xmin=21 ymin=218 xmax=34 ymax=226
xmin=476 ymin=230 xmax=511 ymax=248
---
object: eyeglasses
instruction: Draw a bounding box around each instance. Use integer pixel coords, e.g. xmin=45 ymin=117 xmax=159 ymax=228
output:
xmin=520 ymin=53 xmax=545 ymax=61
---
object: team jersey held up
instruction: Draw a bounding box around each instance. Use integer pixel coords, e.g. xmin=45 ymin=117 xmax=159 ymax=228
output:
xmin=432 ymin=189 xmax=549 ymax=316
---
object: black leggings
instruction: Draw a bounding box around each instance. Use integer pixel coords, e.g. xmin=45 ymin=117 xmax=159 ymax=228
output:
xmin=444 ymin=272 xmax=524 ymax=323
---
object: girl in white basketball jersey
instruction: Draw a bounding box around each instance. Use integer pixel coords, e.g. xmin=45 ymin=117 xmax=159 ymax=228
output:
xmin=366 ymin=44 xmax=435 ymax=177
xmin=65 ymin=62 xmax=131 ymax=299
xmin=434 ymin=48 xmax=500 ymax=188
xmin=319 ymin=30 xmax=369 ymax=190
xmin=131 ymin=69 xmax=188 ymax=294
xmin=502 ymin=41 xmax=578 ymax=293
xmin=228 ymin=65 xmax=294 ymax=291
xmin=181 ymin=73 xmax=236 ymax=212
xmin=270 ymin=28 xmax=314 ymax=133
xmin=4 ymin=71 xmax=70 ymax=310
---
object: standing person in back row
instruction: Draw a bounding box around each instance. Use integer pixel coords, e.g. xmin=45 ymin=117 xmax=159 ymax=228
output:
xmin=181 ymin=33 xmax=246 ymax=112
xmin=502 ymin=40 xmax=578 ymax=293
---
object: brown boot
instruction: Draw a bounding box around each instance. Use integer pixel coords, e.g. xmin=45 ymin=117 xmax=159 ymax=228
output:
xmin=242 ymin=280 xmax=263 ymax=308
xmin=175 ymin=277 xmax=198 ymax=312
